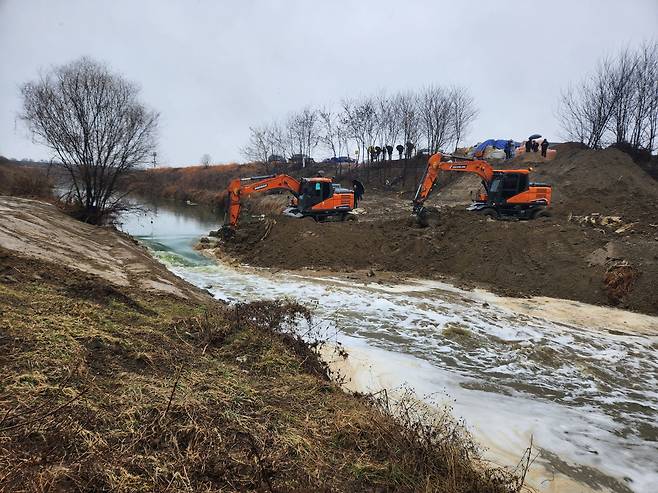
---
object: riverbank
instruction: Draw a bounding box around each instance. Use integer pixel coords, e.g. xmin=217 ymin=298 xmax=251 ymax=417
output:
xmin=189 ymin=145 xmax=657 ymax=315
xmin=0 ymin=197 xmax=518 ymax=492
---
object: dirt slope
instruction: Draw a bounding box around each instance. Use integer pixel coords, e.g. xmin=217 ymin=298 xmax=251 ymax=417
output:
xmin=213 ymin=147 xmax=658 ymax=315
xmin=0 ymin=196 xmax=203 ymax=300
xmin=0 ymin=196 xmax=517 ymax=492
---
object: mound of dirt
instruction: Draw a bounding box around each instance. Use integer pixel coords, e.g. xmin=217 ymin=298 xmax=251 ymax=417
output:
xmin=513 ymin=144 xmax=658 ymax=219
xmin=216 ymin=207 xmax=658 ymax=315
xmin=212 ymin=147 xmax=658 ymax=314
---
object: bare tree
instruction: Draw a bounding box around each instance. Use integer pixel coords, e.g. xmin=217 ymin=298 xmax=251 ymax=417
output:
xmin=558 ymin=42 xmax=658 ymax=151
xmin=392 ymin=91 xmax=421 ymax=151
xmin=419 ymin=85 xmax=455 ymax=153
xmin=318 ymin=107 xmax=345 ymax=158
xmin=242 ymin=125 xmax=270 ymax=164
xmin=622 ymin=41 xmax=658 ymax=150
xmin=341 ymin=98 xmax=368 ymax=163
xmin=20 ymin=57 xmax=158 ymax=224
xmin=450 ymin=86 xmax=478 ymax=152
xmin=285 ymin=107 xmax=319 ymax=163
xmin=201 ymin=153 xmax=211 ymax=168
xmin=377 ymin=94 xmax=401 ymax=153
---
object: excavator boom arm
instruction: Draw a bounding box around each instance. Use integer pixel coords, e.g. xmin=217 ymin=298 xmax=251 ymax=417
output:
xmin=413 ymin=153 xmax=494 ymax=210
xmin=226 ymin=174 xmax=302 ymax=227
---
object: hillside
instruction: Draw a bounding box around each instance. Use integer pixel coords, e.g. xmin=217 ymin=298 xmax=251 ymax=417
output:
xmin=0 ymin=197 xmax=517 ymax=492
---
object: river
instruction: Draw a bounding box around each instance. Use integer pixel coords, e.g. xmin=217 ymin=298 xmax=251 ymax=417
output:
xmin=119 ymin=198 xmax=658 ymax=493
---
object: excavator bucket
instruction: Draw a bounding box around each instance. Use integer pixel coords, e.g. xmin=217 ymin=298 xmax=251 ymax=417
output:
xmin=414 ymin=206 xmax=440 ymax=228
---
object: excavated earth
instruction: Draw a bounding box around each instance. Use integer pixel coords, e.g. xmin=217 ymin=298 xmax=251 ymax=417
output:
xmin=213 ymin=145 xmax=658 ymax=315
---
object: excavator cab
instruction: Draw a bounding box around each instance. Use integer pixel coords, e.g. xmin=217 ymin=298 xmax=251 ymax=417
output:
xmin=298 ymin=178 xmax=334 ymax=210
xmin=486 ymin=171 xmax=529 ymax=204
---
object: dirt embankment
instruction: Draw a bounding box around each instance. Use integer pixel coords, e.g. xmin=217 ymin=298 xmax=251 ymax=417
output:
xmin=212 ymin=146 xmax=658 ymax=315
xmin=0 ymin=196 xmax=518 ymax=492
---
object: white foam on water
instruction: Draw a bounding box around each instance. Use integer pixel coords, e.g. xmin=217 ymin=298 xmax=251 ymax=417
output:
xmin=135 ymin=234 xmax=658 ymax=493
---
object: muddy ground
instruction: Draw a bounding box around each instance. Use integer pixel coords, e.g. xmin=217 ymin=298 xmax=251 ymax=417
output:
xmin=211 ymin=145 xmax=658 ymax=315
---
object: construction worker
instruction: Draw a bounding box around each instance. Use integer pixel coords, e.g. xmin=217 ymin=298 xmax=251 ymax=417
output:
xmin=505 ymin=140 xmax=514 ymax=159
xmin=532 ymin=140 xmax=540 ymax=153
xmin=405 ymin=142 xmax=414 ymax=159
xmin=352 ymin=179 xmax=365 ymax=207
xmin=541 ymin=139 xmax=549 ymax=157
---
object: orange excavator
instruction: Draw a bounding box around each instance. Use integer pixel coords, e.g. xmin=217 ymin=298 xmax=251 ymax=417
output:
xmin=413 ymin=152 xmax=552 ymax=223
xmin=223 ymin=174 xmax=355 ymax=229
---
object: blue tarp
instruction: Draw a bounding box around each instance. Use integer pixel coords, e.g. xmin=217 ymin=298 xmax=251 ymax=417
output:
xmin=474 ymin=139 xmax=513 ymax=153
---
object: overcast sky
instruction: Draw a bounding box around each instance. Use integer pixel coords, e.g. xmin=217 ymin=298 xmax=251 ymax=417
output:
xmin=1 ymin=0 xmax=656 ymax=165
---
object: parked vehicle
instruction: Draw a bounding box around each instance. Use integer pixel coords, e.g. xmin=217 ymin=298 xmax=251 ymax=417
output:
xmin=267 ymin=154 xmax=287 ymax=163
xmin=289 ymin=154 xmax=315 ymax=165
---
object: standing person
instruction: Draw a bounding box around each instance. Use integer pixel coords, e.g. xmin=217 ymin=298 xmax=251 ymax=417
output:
xmin=540 ymin=139 xmax=549 ymax=157
xmin=396 ymin=144 xmax=404 ymax=160
xmin=505 ymin=140 xmax=514 ymax=159
xmin=352 ymin=179 xmax=365 ymax=208
xmin=532 ymin=140 xmax=539 ymax=153
xmin=386 ymin=145 xmax=393 ymax=160
xmin=405 ymin=142 xmax=414 ymax=159
xmin=525 ymin=139 xmax=532 ymax=153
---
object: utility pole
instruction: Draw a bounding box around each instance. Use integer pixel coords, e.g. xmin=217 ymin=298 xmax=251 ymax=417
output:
xmin=151 ymin=152 xmax=157 ymax=168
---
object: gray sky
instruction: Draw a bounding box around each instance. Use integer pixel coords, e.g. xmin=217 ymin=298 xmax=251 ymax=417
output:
xmin=1 ymin=0 xmax=656 ymax=165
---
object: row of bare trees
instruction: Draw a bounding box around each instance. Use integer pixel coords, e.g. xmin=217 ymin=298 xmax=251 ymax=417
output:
xmin=242 ymin=85 xmax=478 ymax=167
xmin=558 ymin=41 xmax=658 ymax=151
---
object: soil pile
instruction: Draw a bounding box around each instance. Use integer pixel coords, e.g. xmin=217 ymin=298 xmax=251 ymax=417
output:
xmin=508 ymin=144 xmax=658 ymax=219
xmin=211 ymin=146 xmax=658 ymax=314
xmin=216 ymin=210 xmax=657 ymax=315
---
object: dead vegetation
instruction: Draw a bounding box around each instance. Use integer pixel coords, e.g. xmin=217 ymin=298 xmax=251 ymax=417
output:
xmin=0 ymin=159 xmax=53 ymax=199
xmin=0 ymin=248 xmax=520 ymax=492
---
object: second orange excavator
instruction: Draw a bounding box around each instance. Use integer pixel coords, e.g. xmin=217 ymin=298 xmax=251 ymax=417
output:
xmin=413 ymin=152 xmax=552 ymax=223
xmin=223 ymin=173 xmax=355 ymax=229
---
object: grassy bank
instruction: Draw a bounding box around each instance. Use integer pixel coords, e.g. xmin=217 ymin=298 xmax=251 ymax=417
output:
xmin=127 ymin=158 xmax=431 ymax=209
xmin=0 ymin=158 xmax=53 ymax=199
xmin=0 ymin=246 xmax=519 ymax=492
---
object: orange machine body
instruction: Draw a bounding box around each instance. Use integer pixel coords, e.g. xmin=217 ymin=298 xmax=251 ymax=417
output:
xmin=413 ymin=152 xmax=552 ymax=219
xmin=225 ymin=174 xmax=354 ymax=228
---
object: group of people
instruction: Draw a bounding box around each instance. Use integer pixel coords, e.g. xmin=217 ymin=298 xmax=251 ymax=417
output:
xmin=367 ymin=142 xmax=415 ymax=162
xmin=525 ymin=138 xmax=550 ymax=158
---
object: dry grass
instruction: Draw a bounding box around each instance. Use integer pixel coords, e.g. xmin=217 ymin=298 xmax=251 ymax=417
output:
xmin=0 ymin=248 xmax=520 ymax=492
xmin=0 ymin=161 xmax=53 ymax=199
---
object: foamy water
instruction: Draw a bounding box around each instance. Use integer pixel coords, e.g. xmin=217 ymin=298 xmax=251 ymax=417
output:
xmin=121 ymin=205 xmax=658 ymax=493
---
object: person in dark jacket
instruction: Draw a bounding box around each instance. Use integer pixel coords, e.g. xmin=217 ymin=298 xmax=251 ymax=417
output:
xmin=540 ymin=139 xmax=549 ymax=157
xmin=525 ymin=140 xmax=532 ymax=153
xmin=352 ymin=179 xmax=365 ymax=207
xmin=386 ymin=145 xmax=394 ymax=160
xmin=405 ymin=142 xmax=415 ymax=159
xmin=505 ymin=140 xmax=514 ymax=159
xmin=531 ymin=140 xmax=539 ymax=153
xmin=396 ymin=144 xmax=404 ymax=160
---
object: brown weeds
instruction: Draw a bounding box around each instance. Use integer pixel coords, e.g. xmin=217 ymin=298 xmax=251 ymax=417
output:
xmin=0 ymin=251 xmax=520 ymax=492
